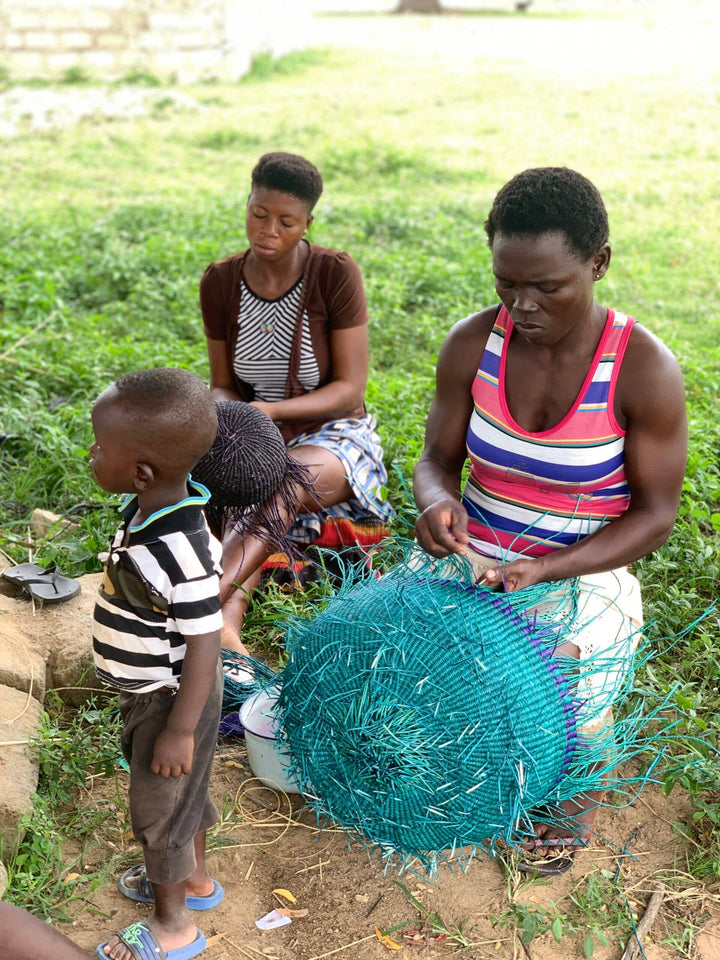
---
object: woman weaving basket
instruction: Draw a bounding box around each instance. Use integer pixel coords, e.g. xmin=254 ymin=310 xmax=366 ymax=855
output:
xmin=413 ymin=167 xmax=687 ymax=873
xmin=201 ymin=153 xmax=392 ymax=653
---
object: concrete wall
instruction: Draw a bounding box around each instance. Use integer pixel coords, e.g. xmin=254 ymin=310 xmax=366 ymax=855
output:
xmin=0 ymin=0 xmax=310 ymax=83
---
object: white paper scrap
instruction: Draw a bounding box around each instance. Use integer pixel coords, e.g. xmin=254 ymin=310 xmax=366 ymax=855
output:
xmin=255 ymin=909 xmax=293 ymax=931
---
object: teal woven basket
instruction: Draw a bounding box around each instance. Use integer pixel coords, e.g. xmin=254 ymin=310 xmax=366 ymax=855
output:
xmin=279 ymin=570 xmax=580 ymax=866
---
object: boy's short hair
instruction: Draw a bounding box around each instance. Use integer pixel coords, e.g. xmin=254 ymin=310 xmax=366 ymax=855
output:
xmin=113 ymin=368 xmax=217 ymax=476
xmin=484 ymin=167 xmax=609 ymax=261
xmin=251 ymin=152 xmax=323 ymax=211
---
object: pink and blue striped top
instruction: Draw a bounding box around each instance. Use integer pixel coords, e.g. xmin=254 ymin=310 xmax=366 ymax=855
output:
xmin=462 ymin=306 xmax=635 ymax=561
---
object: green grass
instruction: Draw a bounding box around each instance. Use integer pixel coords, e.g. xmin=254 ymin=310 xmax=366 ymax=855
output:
xmin=1 ymin=8 xmax=719 ymax=928
xmin=3 ymin=696 xmax=127 ymax=920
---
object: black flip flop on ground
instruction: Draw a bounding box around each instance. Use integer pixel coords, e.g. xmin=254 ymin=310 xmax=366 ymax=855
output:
xmin=1 ymin=564 xmax=81 ymax=604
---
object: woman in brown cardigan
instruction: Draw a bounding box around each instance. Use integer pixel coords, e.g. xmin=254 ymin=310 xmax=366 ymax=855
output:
xmin=201 ymin=152 xmax=392 ymax=652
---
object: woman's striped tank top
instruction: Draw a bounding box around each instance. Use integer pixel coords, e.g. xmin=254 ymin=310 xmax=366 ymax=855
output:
xmin=461 ymin=306 xmax=635 ymax=561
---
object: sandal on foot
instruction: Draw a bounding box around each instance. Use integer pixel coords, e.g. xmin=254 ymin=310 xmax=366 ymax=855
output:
xmin=96 ymin=920 xmax=206 ymax=960
xmin=517 ymin=836 xmax=588 ymax=876
xmin=119 ymin=864 xmax=225 ymax=910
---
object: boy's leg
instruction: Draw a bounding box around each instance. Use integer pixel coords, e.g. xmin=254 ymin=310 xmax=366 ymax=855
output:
xmin=185 ymin=829 xmax=214 ymax=897
xmin=106 ymin=667 xmax=223 ymax=954
xmin=100 ymin=882 xmax=199 ymax=960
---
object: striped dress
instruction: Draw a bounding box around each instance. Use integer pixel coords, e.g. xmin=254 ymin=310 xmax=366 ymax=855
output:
xmin=233 ymin=277 xmax=319 ymax=402
xmin=462 ymin=306 xmax=635 ymax=562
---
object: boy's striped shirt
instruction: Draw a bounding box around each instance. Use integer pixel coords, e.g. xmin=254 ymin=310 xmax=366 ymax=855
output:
xmin=93 ymin=481 xmax=223 ymax=693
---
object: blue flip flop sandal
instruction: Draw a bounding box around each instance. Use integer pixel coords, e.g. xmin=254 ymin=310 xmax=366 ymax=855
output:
xmin=96 ymin=920 xmax=206 ymax=960
xmin=119 ymin=864 xmax=225 ymax=911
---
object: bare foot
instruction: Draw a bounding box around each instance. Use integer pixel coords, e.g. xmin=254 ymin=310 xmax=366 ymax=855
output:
xmin=102 ymin=917 xmax=200 ymax=960
xmin=530 ymin=790 xmax=603 ymax=854
xmin=220 ymin=590 xmax=250 ymax=654
xmin=221 ymin=620 xmax=249 ymax=655
xmin=121 ymin=865 xmax=215 ymax=900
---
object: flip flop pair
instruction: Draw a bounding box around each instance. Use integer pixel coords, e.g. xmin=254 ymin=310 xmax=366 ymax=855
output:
xmin=1 ymin=562 xmax=80 ymax=604
xmin=96 ymin=920 xmax=206 ymax=960
xmin=516 ymin=835 xmax=589 ymax=876
xmin=119 ymin=864 xmax=225 ymax=911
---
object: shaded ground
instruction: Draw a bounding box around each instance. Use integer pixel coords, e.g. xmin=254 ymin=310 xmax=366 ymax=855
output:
xmin=59 ymin=738 xmax=720 ymax=960
xmin=3 ymin=573 xmax=719 ymax=958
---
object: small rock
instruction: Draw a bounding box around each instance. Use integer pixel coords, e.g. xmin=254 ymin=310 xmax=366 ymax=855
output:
xmin=30 ymin=508 xmax=79 ymax=539
xmin=354 ymin=893 xmax=369 ymax=903
xmin=0 ymin=860 xmax=8 ymax=897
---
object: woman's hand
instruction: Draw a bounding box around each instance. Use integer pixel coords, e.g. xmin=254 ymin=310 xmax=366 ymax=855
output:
xmin=479 ymin=556 xmax=545 ymax=592
xmin=415 ymin=498 xmax=470 ymax=557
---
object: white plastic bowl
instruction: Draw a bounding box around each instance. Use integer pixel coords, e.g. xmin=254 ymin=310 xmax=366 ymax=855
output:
xmin=238 ymin=688 xmax=302 ymax=794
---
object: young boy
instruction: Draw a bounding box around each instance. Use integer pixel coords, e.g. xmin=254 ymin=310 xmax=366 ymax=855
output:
xmin=90 ymin=368 xmax=223 ymax=960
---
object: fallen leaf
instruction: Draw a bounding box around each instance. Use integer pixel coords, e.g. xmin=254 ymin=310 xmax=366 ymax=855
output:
xmin=271 ymin=888 xmax=297 ymax=903
xmin=375 ymin=928 xmax=403 ymax=950
xmin=206 ymin=933 xmax=227 ymax=947
xmin=222 ymin=760 xmax=245 ymax=769
xmin=63 ymin=873 xmax=81 ymax=883
xmin=276 ymin=908 xmax=309 ymax=918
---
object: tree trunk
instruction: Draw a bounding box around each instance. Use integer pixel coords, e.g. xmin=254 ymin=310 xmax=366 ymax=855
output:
xmin=394 ymin=0 xmax=443 ymax=12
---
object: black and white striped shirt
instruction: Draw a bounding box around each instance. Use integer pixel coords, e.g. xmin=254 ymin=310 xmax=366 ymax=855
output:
xmin=92 ymin=481 xmax=223 ymax=693
xmin=233 ymin=277 xmax=320 ymax=402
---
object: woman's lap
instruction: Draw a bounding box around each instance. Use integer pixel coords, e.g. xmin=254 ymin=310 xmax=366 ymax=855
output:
xmin=286 ymin=415 xmax=393 ymax=543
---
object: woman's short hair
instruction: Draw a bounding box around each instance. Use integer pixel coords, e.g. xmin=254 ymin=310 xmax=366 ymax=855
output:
xmin=484 ymin=167 xmax=609 ymax=261
xmin=251 ymin=152 xmax=323 ymax=210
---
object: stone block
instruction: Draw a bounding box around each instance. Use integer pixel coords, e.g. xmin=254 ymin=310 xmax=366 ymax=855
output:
xmin=45 ymin=52 xmax=81 ymax=72
xmin=0 ymin=569 xmax=103 ymax=705
xmin=96 ymin=32 xmax=126 ymax=48
xmin=0 ymin=616 xmax=46 ymax=702
xmin=79 ymin=49 xmax=117 ymax=70
xmin=8 ymin=11 xmax=44 ymax=30
xmin=0 ymin=685 xmax=42 ymax=855
xmin=80 ymin=11 xmax=114 ymax=30
xmin=5 ymin=32 xmax=24 ymax=49
xmin=29 ymin=509 xmax=80 ymax=540
xmin=4 ymin=50 xmax=45 ymax=76
xmin=37 ymin=8 xmax=85 ymax=31
xmin=24 ymin=31 xmax=58 ymax=49
xmin=62 ymin=31 xmax=93 ymax=49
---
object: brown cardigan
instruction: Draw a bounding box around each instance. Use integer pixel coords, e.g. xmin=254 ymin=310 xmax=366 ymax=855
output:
xmin=200 ymin=242 xmax=368 ymax=441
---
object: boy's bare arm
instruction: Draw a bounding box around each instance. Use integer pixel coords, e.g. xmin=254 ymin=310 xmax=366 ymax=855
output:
xmin=151 ymin=630 xmax=221 ymax=778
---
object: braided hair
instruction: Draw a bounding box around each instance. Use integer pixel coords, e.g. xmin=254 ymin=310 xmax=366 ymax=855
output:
xmin=193 ymin=401 xmax=315 ymax=547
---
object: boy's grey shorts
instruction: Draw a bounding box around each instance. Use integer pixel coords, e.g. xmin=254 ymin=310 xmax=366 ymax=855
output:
xmin=119 ymin=661 xmax=223 ymax=886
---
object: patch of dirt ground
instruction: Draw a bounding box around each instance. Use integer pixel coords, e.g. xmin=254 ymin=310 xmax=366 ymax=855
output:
xmin=1 ymin=575 xmax=719 ymax=959
xmin=60 ymin=742 xmax=719 ymax=960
